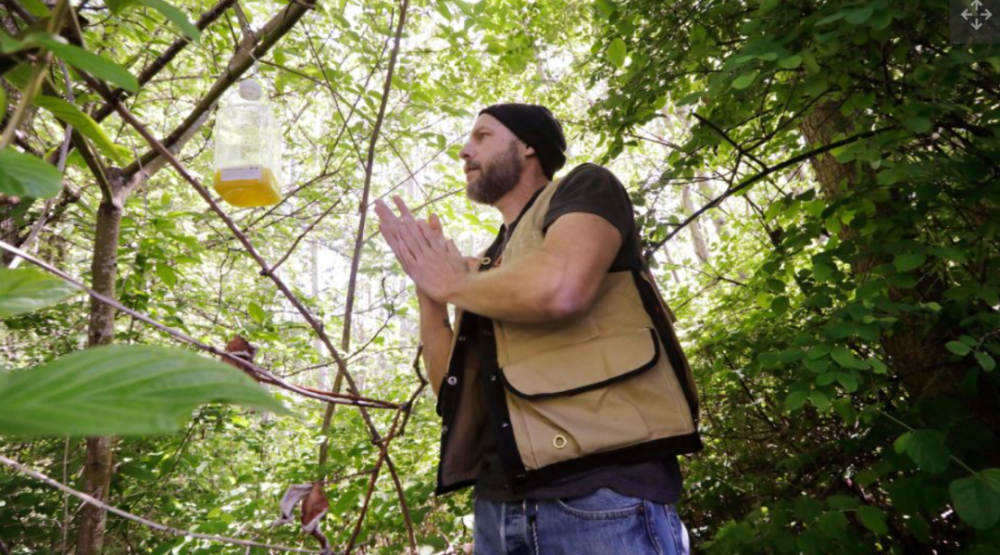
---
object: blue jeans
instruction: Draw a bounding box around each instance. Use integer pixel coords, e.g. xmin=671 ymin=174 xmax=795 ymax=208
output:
xmin=473 ymin=488 xmax=690 ymax=555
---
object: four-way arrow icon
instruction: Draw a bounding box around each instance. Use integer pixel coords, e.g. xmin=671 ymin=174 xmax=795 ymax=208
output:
xmin=962 ymin=0 xmax=994 ymax=31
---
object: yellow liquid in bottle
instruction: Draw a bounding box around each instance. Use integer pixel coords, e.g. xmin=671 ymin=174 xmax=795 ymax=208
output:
xmin=213 ymin=167 xmax=282 ymax=207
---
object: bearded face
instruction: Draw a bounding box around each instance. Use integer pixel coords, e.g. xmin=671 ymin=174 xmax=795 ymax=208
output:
xmin=465 ymin=138 xmax=524 ymax=205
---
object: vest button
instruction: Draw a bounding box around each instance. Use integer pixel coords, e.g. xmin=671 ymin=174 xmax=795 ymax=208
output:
xmin=490 ymin=374 xmax=497 ymax=382
xmin=481 ymin=256 xmax=491 ymax=265
xmin=501 ymin=421 xmax=509 ymax=428
xmin=442 ymin=425 xmax=449 ymax=434
xmin=447 ymin=376 xmax=458 ymax=386
xmin=516 ymin=474 xmax=526 ymax=483
xmin=457 ymin=335 xmax=467 ymax=342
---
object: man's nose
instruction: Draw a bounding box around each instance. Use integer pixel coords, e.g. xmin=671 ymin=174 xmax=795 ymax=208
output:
xmin=459 ymin=142 xmax=473 ymax=161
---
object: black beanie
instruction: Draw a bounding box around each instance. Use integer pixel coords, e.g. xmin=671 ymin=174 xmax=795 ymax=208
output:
xmin=479 ymin=103 xmax=567 ymax=181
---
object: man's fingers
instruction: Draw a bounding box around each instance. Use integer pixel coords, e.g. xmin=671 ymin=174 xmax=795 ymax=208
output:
xmin=373 ymin=199 xmax=399 ymax=226
xmin=379 ymin=222 xmax=415 ymax=267
xmin=428 ymin=213 xmax=443 ymax=236
xmin=392 ymin=195 xmax=417 ymax=221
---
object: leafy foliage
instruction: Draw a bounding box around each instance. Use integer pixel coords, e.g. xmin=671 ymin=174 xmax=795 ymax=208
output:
xmin=0 ymin=344 xmax=288 ymax=437
xmin=1 ymin=0 xmax=998 ymax=552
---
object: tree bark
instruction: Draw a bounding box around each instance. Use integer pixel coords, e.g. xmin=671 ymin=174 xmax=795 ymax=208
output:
xmin=799 ymin=101 xmax=988 ymax=416
xmin=76 ymin=170 xmax=126 ymax=555
xmin=682 ymin=184 xmax=711 ymax=264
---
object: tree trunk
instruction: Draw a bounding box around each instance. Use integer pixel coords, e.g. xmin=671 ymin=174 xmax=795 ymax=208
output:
xmin=76 ymin=171 xmax=125 ymax=555
xmin=799 ymin=101 xmax=992 ymax=422
xmin=682 ymin=184 xmax=711 ymax=264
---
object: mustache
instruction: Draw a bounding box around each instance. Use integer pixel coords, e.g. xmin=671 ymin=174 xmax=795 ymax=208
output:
xmin=464 ymin=163 xmax=481 ymax=172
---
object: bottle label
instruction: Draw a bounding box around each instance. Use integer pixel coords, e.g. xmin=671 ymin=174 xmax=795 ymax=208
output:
xmin=220 ymin=165 xmax=263 ymax=182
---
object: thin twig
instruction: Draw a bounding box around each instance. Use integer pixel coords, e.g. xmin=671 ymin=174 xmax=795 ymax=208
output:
xmin=0 ymin=240 xmax=398 ymax=410
xmin=0 ymin=456 xmax=327 ymax=555
xmin=644 ymin=126 xmax=896 ymax=259
xmin=264 ymin=198 xmax=342 ymax=276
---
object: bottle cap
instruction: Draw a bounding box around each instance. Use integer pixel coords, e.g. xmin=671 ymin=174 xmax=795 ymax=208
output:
xmin=238 ymin=79 xmax=263 ymax=101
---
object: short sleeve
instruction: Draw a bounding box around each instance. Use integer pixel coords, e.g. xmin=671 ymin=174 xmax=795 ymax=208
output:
xmin=541 ymin=164 xmax=634 ymax=238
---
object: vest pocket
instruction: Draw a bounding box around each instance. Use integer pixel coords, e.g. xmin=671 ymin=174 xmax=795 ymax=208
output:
xmin=500 ymin=327 xmax=660 ymax=398
xmin=500 ymin=328 xmax=686 ymax=470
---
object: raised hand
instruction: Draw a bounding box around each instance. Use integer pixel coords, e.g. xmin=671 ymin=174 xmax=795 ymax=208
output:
xmin=373 ymin=196 xmax=472 ymax=303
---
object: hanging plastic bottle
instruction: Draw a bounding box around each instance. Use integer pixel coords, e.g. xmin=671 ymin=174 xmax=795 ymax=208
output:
xmin=212 ymin=78 xmax=283 ymax=207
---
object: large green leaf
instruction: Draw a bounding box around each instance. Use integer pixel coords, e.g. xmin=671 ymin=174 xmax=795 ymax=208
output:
xmin=135 ymin=0 xmax=201 ymax=41
xmin=905 ymin=430 xmax=951 ymax=474
xmin=0 ymin=148 xmax=63 ymax=199
xmin=856 ymin=506 xmax=888 ymax=536
xmin=0 ymin=267 xmax=76 ymax=317
xmin=27 ymin=34 xmax=138 ymax=92
xmin=34 ymin=95 xmax=127 ymax=164
xmin=607 ymin=38 xmax=627 ymax=69
xmin=950 ymin=476 xmax=1000 ymax=530
xmin=0 ymin=345 xmax=288 ymax=437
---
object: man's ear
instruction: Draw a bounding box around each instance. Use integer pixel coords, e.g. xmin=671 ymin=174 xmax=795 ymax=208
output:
xmin=524 ymin=144 xmax=536 ymax=157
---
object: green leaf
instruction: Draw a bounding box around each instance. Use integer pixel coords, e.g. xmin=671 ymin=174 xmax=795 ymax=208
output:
xmin=810 ymin=390 xmax=831 ymax=412
xmin=807 ymin=344 xmax=831 ymax=359
xmin=894 ymin=253 xmax=926 ymax=272
xmin=607 ymin=37 xmax=627 ymax=69
xmin=155 ymin=264 xmax=177 ymax=287
xmin=0 ymin=268 xmax=75 ymax=317
xmin=857 ymin=506 xmax=888 ymax=536
xmin=981 ymin=469 xmax=1000 ymax=495
xmin=894 ymin=431 xmax=911 ymax=454
xmin=831 ymin=346 xmax=863 ymax=370
xmin=0 ymin=86 xmax=6 ymax=116
xmin=0 ymin=148 xmax=63 ymax=199
xmin=946 ymin=341 xmax=972 ymax=356
xmin=845 ymin=7 xmax=873 ymax=25
xmin=903 ymin=117 xmax=932 ymax=134
xmin=815 ymin=11 xmax=846 ymax=25
xmin=816 ymin=511 xmax=848 ymax=537
xmin=135 ymin=0 xmax=200 ymax=41
xmin=34 ymin=95 xmax=126 ymax=164
xmin=733 ymin=71 xmax=758 ymax=90
xmin=105 ymin=0 xmax=138 ymax=14
xmin=777 ymin=54 xmax=803 ymax=69
xmin=835 ymin=372 xmax=858 ymax=392
xmin=975 ymin=352 xmax=995 ymax=372
xmin=905 ymin=430 xmax=951 ymax=474
xmin=759 ymin=0 xmax=780 ymax=15
xmin=950 ymin=476 xmax=1000 ymax=530
xmin=0 ymin=345 xmax=287 ymax=437
xmin=27 ymin=34 xmax=139 ymax=92
xmin=19 ymin=0 xmax=51 ymax=17
xmin=786 ymin=391 xmax=808 ymax=411
xmin=248 ymin=301 xmax=266 ymax=323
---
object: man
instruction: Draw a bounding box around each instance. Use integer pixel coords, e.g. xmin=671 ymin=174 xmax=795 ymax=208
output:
xmin=375 ymin=103 xmax=701 ymax=555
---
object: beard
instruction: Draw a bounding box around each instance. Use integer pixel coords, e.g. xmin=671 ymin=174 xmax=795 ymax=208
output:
xmin=466 ymin=140 xmax=523 ymax=205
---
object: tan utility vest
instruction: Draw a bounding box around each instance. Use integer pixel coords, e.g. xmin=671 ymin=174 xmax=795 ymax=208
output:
xmin=436 ymin=173 xmax=702 ymax=495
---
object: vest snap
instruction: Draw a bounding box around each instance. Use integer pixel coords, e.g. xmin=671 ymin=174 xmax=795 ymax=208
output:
xmin=447 ymin=376 xmax=458 ymax=386
xmin=552 ymin=434 xmax=568 ymax=449
xmin=481 ymin=256 xmax=491 ymax=265
xmin=457 ymin=335 xmax=467 ymax=342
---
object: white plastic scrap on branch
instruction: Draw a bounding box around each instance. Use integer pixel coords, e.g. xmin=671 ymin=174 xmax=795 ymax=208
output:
xmin=272 ymin=482 xmax=332 ymax=555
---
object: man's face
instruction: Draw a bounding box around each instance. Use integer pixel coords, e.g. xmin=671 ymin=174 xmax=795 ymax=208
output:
xmin=460 ymin=115 xmax=526 ymax=205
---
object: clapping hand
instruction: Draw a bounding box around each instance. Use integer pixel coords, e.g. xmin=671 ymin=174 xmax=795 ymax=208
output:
xmin=373 ymin=196 xmax=473 ymax=303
